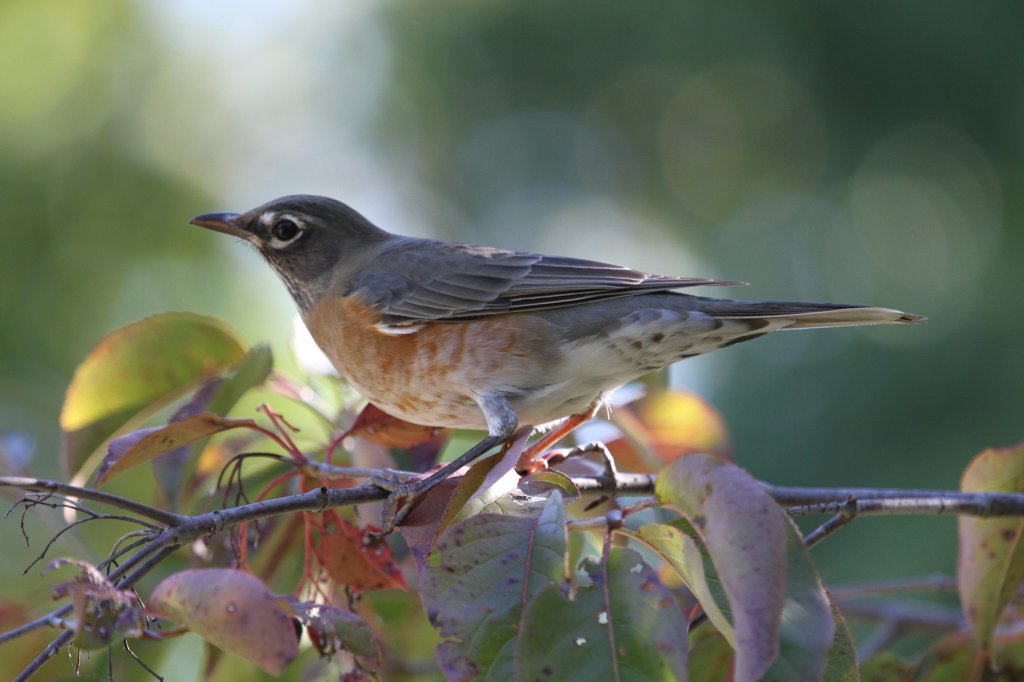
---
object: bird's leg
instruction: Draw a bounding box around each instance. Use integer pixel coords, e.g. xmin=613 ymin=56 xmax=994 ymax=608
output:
xmin=369 ymin=395 xmax=520 ymax=534
xmin=368 ymin=433 xmax=510 ymax=533
xmin=516 ymin=403 xmax=602 ymax=472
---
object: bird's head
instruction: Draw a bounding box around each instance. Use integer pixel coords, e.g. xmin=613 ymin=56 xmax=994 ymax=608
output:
xmin=190 ymin=194 xmax=389 ymax=310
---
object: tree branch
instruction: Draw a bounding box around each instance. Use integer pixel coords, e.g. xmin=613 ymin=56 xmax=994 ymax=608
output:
xmin=6 ymin=471 xmax=1024 ymax=680
xmin=1 ymin=477 xmax=182 ymax=526
xmin=765 ymin=483 xmax=1024 ymax=516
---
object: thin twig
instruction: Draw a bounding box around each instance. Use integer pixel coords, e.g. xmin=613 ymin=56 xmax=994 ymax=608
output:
xmin=837 ymin=598 xmax=965 ymax=624
xmin=855 ymin=621 xmax=902 ymax=662
xmin=829 ymin=574 xmax=957 ymax=599
xmin=803 ymin=497 xmax=858 ymax=547
xmin=13 ymin=630 xmax=74 ymax=682
xmin=104 ymin=532 xmax=160 ymax=570
xmin=0 ymin=478 xmax=181 ymax=526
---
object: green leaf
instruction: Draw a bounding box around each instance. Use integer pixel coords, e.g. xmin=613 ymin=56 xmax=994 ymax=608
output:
xmin=763 ymin=519 xmax=836 ymax=681
xmin=655 ymin=453 xmax=787 ymax=682
xmin=440 ymin=428 xmax=532 ymax=533
xmin=148 ymin=568 xmax=298 ymax=676
xmin=635 ymin=522 xmax=735 ymax=647
xmin=913 ymin=633 xmax=984 ymax=681
xmin=822 ymin=601 xmax=859 ymax=682
xmin=518 ymin=469 xmax=581 ymax=499
xmin=517 ymin=546 xmax=689 ymax=681
xmin=637 ymin=516 xmax=843 ymax=681
xmin=206 ymin=343 xmax=273 ymax=417
xmin=60 ymin=313 xmax=247 ymax=478
xmin=688 ymin=622 xmax=734 ymax=680
xmin=421 ymin=493 xmax=566 ymax=680
xmin=859 ymin=651 xmax=911 ymax=681
xmin=958 ymin=443 xmax=1024 ymax=653
xmin=96 ymin=413 xmax=255 ymax=485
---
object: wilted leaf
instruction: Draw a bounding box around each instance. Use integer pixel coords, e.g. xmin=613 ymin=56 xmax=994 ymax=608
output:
xmin=396 ymin=476 xmax=464 ymax=569
xmin=96 ymin=413 xmax=254 ymax=485
xmin=148 ymin=568 xmax=298 ymax=675
xmin=517 ymin=546 xmax=689 ymax=681
xmin=60 ymin=313 xmax=247 ymax=477
xmin=422 ymin=493 xmax=566 ymax=680
xmin=347 ymin=403 xmax=447 ymax=449
xmin=958 ymin=443 xmax=1024 ymax=653
xmin=47 ymin=558 xmax=144 ymax=650
xmin=656 ymin=453 xmax=787 ymax=682
xmin=635 ymin=522 xmax=735 ymax=647
xmin=314 ymin=515 xmax=407 ymax=591
xmin=282 ymin=597 xmax=379 ymax=660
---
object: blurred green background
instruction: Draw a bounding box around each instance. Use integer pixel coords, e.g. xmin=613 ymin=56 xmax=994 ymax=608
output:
xmin=1 ymin=0 xmax=1022 ymax=677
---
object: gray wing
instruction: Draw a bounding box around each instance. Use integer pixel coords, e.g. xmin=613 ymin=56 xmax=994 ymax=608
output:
xmin=347 ymin=238 xmax=741 ymax=325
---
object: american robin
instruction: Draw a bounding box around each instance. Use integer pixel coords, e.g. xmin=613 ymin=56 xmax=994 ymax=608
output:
xmin=191 ymin=195 xmax=922 ymax=517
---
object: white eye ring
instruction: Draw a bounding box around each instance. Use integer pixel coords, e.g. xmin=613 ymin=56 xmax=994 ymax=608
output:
xmin=268 ymin=216 xmax=304 ymax=249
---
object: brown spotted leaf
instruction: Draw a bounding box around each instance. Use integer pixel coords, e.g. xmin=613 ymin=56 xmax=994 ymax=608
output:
xmin=635 ymin=522 xmax=736 ymax=647
xmin=96 ymin=413 xmax=255 ymax=485
xmin=958 ymin=443 xmax=1024 ymax=653
xmin=314 ymin=515 xmax=407 ymax=591
xmin=656 ymin=453 xmax=787 ymax=682
xmin=421 ymin=493 xmax=567 ymax=680
xmin=147 ymin=568 xmax=298 ymax=676
xmin=517 ymin=546 xmax=689 ymax=681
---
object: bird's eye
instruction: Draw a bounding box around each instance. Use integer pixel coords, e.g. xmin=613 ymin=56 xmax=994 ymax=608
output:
xmin=271 ymin=218 xmax=302 ymax=243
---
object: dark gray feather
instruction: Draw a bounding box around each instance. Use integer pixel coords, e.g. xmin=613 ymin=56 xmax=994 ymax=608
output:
xmin=347 ymin=239 xmax=738 ymax=324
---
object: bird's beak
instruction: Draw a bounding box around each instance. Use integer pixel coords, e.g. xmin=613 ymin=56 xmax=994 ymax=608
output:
xmin=188 ymin=212 xmax=250 ymax=240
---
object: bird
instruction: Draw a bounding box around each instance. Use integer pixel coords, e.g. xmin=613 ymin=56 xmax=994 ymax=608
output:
xmin=191 ymin=194 xmax=923 ymax=520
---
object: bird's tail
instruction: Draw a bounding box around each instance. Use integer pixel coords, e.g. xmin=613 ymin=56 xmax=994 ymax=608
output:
xmin=700 ymin=299 xmax=925 ymax=330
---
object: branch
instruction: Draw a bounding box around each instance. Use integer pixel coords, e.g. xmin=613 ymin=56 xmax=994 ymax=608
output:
xmin=833 ymin=598 xmax=966 ymax=661
xmin=829 ymin=574 xmax=958 ymax=599
xmin=1 ymin=477 xmax=182 ymax=526
xmin=6 ymin=471 xmax=1024 ymax=679
xmin=766 ymin=483 xmax=1024 ymax=516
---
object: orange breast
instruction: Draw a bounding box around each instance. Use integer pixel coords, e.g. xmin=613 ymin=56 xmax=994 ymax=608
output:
xmin=304 ymin=295 xmax=557 ymax=430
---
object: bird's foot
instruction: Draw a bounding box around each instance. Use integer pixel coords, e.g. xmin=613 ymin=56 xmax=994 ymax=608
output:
xmin=516 ymin=405 xmax=601 ymax=471
xmin=367 ymin=475 xmax=421 ymax=537
xmin=518 ymin=440 xmax=619 ymax=483
xmin=368 ymin=432 xmax=510 ymax=536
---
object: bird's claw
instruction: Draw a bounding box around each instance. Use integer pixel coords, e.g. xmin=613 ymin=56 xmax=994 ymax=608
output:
xmin=367 ymin=475 xmax=423 ymax=537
